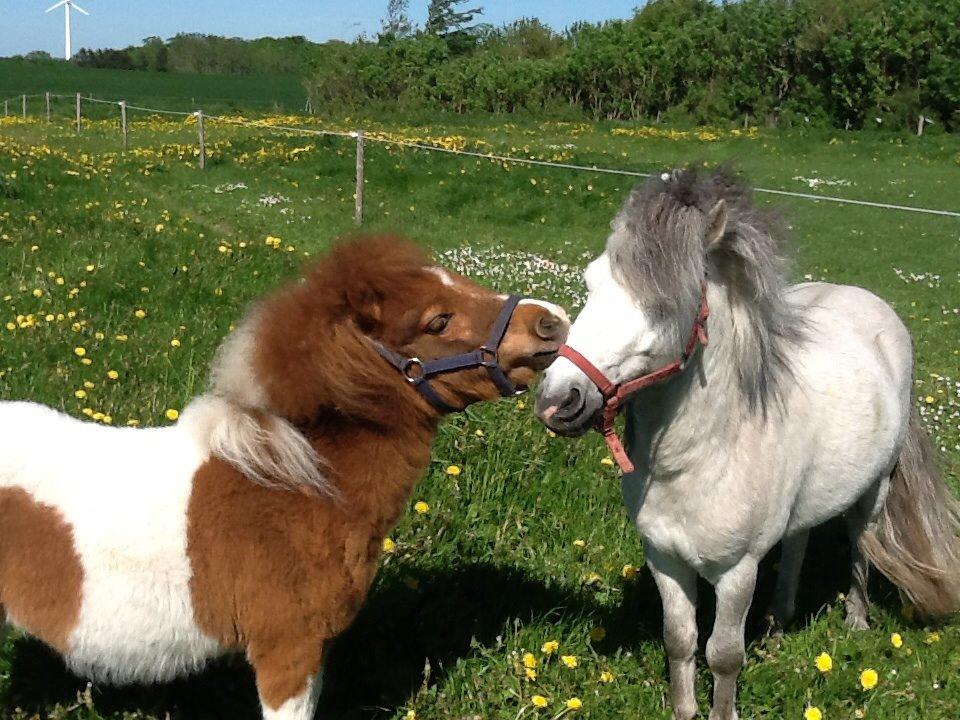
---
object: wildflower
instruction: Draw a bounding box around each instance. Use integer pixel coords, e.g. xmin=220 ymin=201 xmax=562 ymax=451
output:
xmin=382 ymin=538 xmax=395 ymax=553
xmin=542 ymin=640 xmax=559 ymax=655
xmin=414 ymin=501 xmax=429 ymax=515
xmin=589 ymin=626 xmax=606 ymax=642
xmin=171 ymin=338 xmax=181 ymax=347
xmin=32 ymin=289 xmax=43 ymax=298
xmin=523 ymin=653 xmax=537 ymax=669
xmin=573 ymin=539 xmax=586 ymax=548
xmin=561 ymin=655 xmax=578 ymax=669
xmin=814 ymin=653 xmax=833 ymax=673
xmin=165 ymin=408 xmax=180 ymax=422
xmin=405 ymin=711 xmax=415 ymax=720
xmin=525 ymin=667 xmax=537 ymax=680
xmin=154 ymin=223 xmax=164 ymax=233
xmin=890 ymin=633 xmax=903 ymax=649
xmin=924 ymin=395 xmax=935 ymax=404
xmin=599 ymin=670 xmax=615 ymax=683
xmin=804 ymin=708 xmax=823 ymax=720
xmin=74 ymin=346 xmax=86 ymax=357
xmin=860 ymin=668 xmax=878 ymax=690
xmin=565 ymin=698 xmax=582 ymax=710
xmin=106 ymin=370 xmax=119 ymax=380
xmin=925 ymin=631 xmax=940 ymax=644
xmin=600 ymin=457 xmax=614 ymax=467
xmin=531 ymin=695 xmax=548 ymax=709
xmin=116 ymin=334 xmax=128 ymax=341
xmin=446 ymin=465 xmax=461 ymax=476
xmin=134 ymin=309 xmax=146 ymax=319
xmin=85 ymin=264 xmax=95 ymax=272
xmin=621 ymin=564 xmax=638 ymax=580
xmin=74 ymin=390 xmax=87 ymax=399
xmin=474 ymin=428 xmax=484 ymax=437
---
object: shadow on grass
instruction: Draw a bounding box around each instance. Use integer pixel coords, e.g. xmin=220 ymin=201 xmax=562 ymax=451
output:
xmin=3 ymin=527 xmax=904 ymax=719
xmin=4 ymin=562 xmax=648 ymax=720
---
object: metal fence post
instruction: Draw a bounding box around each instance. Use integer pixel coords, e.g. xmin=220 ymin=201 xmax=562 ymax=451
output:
xmin=45 ymin=92 xmax=51 ymax=123
xmin=196 ymin=110 xmax=206 ymax=170
xmin=120 ymin=101 xmax=128 ymax=151
xmin=75 ymin=92 xmax=82 ymax=133
xmin=354 ymin=130 xmax=365 ymax=226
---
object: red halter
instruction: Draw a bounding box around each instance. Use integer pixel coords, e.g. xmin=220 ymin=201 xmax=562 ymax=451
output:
xmin=557 ymin=282 xmax=710 ymax=473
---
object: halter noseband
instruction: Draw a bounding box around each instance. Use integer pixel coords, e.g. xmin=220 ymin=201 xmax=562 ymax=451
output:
xmin=370 ymin=294 xmax=525 ymax=415
xmin=557 ymin=281 xmax=710 ymax=473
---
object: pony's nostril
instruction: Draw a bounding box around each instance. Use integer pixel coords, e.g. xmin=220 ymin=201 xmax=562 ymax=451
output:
xmin=558 ymin=387 xmax=582 ymax=415
xmin=535 ymin=314 xmax=561 ymax=341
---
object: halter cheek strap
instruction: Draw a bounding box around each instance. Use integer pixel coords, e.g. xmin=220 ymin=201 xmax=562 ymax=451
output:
xmin=557 ymin=282 xmax=710 ymax=473
xmin=371 ymin=294 xmax=525 ymax=414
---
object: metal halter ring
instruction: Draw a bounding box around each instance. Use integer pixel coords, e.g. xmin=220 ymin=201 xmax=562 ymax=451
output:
xmin=401 ymin=358 xmax=425 ymax=382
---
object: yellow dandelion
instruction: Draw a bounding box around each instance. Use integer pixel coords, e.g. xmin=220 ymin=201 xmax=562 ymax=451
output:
xmin=134 ymin=309 xmax=146 ymax=319
xmin=860 ymin=668 xmax=878 ymax=690
xmin=523 ymin=652 xmax=537 ymax=669
xmin=531 ymin=695 xmax=548 ymax=709
xmin=382 ymin=537 xmax=396 ymax=553
xmin=925 ymin=631 xmax=940 ymax=644
xmin=804 ymin=707 xmax=823 ymax=720
xmin=525 ymin=667 xmax=537 ymax=680
xmin=74 ymin=390 xmax=87 ymax=399
xmin=154 ymin=223 xmax=164 ymax=233
xmin=414 ymin=501 xmax=429 ymax=515
xmin=565 ymin=698 xmax=582 ymax=710
xmin=541 ymin=640 xmax=559 ymax=655
xmin=621 ymin=564 xmax=638 ymax=580
xmin=165 ymin=408 xmax=180 ymax=422
xmin=600 ymin=457 xmax=614 ymax=467
xmin=924 ymin=395 xmax=935 ymax=404
xmin=599 ymin=670 xmax=615 ymax=683
xmin=474 ymin=428 xmax=484 ymax=437
xmin=573 ymin=539 xmax=586 ymax=548
xmin=890 ymin=633 xmax=903 ymax=649
xmin=32 ymin=288 xmax=43 ymax=298
xmin=561 ymin=655 xmax=578 ymax=669
xmin=814 ymin=653 xmax=833 ymax=673
xmin=171 ymin=338 xmax=181 ymax=347
xmin=85 ymin=264 xmax=95 ymax=272
xmin=106 ymin=370 xmax=119 ymax=380
xmin=589 ymin=626 xmax=606 ymax=642
xmin=74 ymin=346 xmax=86 ymax=357
xmin=446 ymin=465 xmax=461 ymax=476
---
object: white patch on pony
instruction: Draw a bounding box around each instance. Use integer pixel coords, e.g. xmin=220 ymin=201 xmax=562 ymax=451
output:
xmin=518 ymin=298 xmax=570 ymax=325
xmin=427 ymin=267 xmax=455 ymax=286
xmin=0 ymin=401 xmax=222 ymax=684
xmin=205 ymin=310 xmax=333 ymax=496
xmin=262 ymin=671 xmax=324 ymax=720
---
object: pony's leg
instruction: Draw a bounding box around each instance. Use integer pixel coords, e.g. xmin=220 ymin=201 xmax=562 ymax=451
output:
xmin=706 ymin=558 xmax=758 ymax=720
xmin=844 ymin=479 xmax=886 ymax=630
xmin=251 ymin=639 xmax=326 ymax=720
xmin=770 ymin=530 xmax=809 ymax=632
xmin=647 ymin=549 xmax=699 ymax=720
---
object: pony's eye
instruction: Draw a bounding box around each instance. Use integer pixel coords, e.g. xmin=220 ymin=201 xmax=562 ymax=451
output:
xmin=425 ymin=314 xmax=452 ymax=334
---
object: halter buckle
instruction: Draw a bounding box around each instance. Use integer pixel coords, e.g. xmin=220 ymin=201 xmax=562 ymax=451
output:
xmin=478 ymin=346 xmax=498 ymax=367
xmin=401 ymin=358 xmax=425 ymax=383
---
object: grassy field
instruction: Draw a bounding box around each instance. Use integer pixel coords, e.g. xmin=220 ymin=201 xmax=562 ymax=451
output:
xmin=0 ymin=97 xmax=959 ymax=720
xmin=0 ymin=59 xmax=307 ymax=113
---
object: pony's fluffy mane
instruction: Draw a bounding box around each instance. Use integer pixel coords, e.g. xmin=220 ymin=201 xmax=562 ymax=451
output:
xmin=608 ymin=166 xmax=805 ymax=408
xmin=187 ymin=236 xmax=433 ymax=496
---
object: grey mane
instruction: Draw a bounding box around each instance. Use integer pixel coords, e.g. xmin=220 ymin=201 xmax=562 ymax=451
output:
xmin=607 ymin=166 xmax=805 ymax=410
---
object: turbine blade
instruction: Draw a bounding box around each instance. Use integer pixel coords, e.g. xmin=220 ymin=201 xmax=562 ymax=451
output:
xmin=72 ymin=3 xmax=90 ymax=15
xmin=46 ymin=0 xmax=69 ymax=11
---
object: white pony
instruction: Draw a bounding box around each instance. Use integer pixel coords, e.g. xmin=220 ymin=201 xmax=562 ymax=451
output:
xmin=535 ymin=168 xmax=960 ymax=720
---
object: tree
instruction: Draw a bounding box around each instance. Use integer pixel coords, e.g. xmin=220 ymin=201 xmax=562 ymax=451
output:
xmin=381 ymin=0 xmax=413 ymax=39
xmin=426 ymin=0 xmax=482 ymax=36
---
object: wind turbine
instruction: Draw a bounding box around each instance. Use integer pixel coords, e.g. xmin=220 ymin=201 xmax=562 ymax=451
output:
xmin=46 ymin=0 xmax=90 ymax=60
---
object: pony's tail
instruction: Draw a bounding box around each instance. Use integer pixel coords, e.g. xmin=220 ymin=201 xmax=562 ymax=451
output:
xmin=860 ymin=409 xmax=960 ymax=617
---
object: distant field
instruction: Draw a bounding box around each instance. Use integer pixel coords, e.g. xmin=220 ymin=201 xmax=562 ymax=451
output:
xmin=0 ymin=99 xmax=959 ymax=720
xmin=0 ymin=59 xmax=307 ymax=112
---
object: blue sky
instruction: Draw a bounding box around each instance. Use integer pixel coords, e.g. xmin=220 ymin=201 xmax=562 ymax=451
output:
xmin=2 ymin=1 xmax=640 ymax=58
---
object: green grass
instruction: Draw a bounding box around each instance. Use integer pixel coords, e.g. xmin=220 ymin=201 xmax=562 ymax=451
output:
xmin=0 ymin=104 xmax=959 ymax=720
xmin=0 ymin=59 xmax=307 ymax=113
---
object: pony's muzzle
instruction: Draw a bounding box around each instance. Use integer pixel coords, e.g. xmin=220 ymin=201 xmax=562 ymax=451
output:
xmin=535 ymin=363 xmax=602 ymax=437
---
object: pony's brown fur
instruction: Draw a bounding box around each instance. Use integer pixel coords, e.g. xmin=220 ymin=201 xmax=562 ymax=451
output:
xmin=860 ymin=408 xmax=960 ymax=617
xmin=186 ymin=235 xmax=566 ymax=710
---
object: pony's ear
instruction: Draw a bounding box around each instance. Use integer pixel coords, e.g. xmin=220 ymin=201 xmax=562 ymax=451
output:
xmin=704 ymin=199 xmax=728 ymax=250
xmin=345 ymin=285 xmax=382 ymax=333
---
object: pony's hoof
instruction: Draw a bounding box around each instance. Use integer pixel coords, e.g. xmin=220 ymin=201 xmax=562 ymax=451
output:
xmin=708 ymin=710 xmax=738 ymax=720
xmin=673 ymin=705 xmax=697 ymax=720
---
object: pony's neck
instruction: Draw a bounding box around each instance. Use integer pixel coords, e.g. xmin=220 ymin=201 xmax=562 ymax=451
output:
xmin=308 ymin=409 xmax=438 ymax=533
xmin=626 ymin=283 xmax=757 ymax=475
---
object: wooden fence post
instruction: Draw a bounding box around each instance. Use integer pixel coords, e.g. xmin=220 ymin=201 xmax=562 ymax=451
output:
xmin=3 ymin=100 xmax=7 ymax=117
xmin=75 ymin=92 xmax=82 ymax=133
xmin=354 ymin=130 xmax=364 ymax=226
xmin=196 ymin=110 xmax=206 ymax=170
xmin=22 ymin=94 xmax=27 ymax=119
xmin=45 ymin=92 xmax=51 ymax=123
xmin=120 ymin=101 xmax=128 ymax=151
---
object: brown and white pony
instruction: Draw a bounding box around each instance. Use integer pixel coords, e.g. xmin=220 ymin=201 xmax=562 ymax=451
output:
xmin=0 ymin=235 xmax=568 ymax=720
